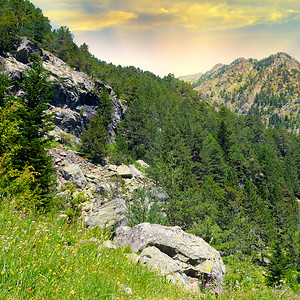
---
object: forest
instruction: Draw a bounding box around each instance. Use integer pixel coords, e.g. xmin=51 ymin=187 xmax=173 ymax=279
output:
xmin=0 ymin=0 xmax=299 ymax=298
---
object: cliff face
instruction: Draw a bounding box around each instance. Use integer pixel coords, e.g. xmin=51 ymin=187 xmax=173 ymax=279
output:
xmin=0 ymin=37 xmax=126 ymax=142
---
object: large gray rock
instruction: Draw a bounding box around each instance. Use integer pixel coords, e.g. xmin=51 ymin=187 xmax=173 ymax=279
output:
xmin=114 ymin=223 xmax=225 ymax=293
xmin=0 ymin=54 xmax=27 ymax=81
xmin=139 ymin=246 xmax=189 ymax=275
xmin=85 ymin=198 xmax=127 ymax=229
xmin=60 ymin=164 xmax=87 ymax=188
xmin=16 ymin=37 xmax=42 ymax=64
xmin=116 ymin=165 xmax=133 ymax=178
xmin=139 ymin=246 xmax=201 ymax=292
xmin=42 ymin=49 xmax=125 ymax=139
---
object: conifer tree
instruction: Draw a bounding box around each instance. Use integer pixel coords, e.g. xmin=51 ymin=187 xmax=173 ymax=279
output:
xmin=217 ymin=119 xmax=231 ymax=157
xmin=98 ymin=88 xmax=112 ymax=128
xmin=80 ymin=88 xmax=113 ymax=164
xmin=13 ymin=58 xmax=55 ymax=208
xmin=265 ymin=239 xmax=288 ymax=286
xmin=0 ymin=74 xmax=8 ymax=107
xmin=80 ymin=112 xmax=109 ymax=164
xmin=127 ymin=186 xmax=167 ymax=227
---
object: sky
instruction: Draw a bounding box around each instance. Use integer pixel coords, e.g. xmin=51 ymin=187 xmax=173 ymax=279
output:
xmin=30 ymin=0 xmax=300 ymax=77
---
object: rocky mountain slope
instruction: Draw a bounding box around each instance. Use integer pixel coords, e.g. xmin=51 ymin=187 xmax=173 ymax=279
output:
xmin=183 ymin=53 xmax=300 ymax=133
xmin=0 ymin=36 xmax=148 ymax=234
xmin=0 ymin=37 xmax=126 ymax=144
xmin=0 ymin=37 xmax=226 ymax=292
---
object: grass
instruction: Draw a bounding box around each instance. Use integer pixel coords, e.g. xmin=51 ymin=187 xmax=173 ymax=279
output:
xmin=0 ymin=200 xmax=196 ymax=299
xmin=219 ymin=255 xmax=299 ymax=300
xmin=0 ymin=199 xmax=298 ymax=299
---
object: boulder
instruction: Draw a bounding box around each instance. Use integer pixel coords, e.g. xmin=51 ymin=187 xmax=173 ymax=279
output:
xmin=0 ymin=55 xmax=27 ymax=81
xmin=114 ymin=223 xmax=225 ymax=293
xmin=139 ymin=246 xmax=189 ymax=275
xmin=129 ymin=165 xmax=144 ymax=178
xmin=85 ymin=174 xmax=101 ymax=184
xmin=85 ymin=198 xmax=127 ymax=229
xmin=15 ymin=37 xmax=42 ymax=64
xmin=106 ymin=164 xmax=118 ymax=172
xmin=60 ymin=164 xmax=87 ymax=188
xmin=136 ymin=160 xmax=150 ymax=169
xmin=83 ymin=182 xmax=111 ymax=202
xmin=116 ymin=165 xmax=133 ymax=178
xmin=52 ymin=108 xmax=83 ymax=137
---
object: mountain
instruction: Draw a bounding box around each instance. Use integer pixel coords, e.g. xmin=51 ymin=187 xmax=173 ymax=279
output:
xmin=184 ymin=53 xmax=300 ymax=134
xmin=1 ymin=2 xmax=299 ymax=295
xmin=178 ymin=72 xmax=203 ymax=84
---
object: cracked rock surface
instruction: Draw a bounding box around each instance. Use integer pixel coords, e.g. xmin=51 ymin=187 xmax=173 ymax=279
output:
xmin=114 ymin=223 xmax=225 ymax=293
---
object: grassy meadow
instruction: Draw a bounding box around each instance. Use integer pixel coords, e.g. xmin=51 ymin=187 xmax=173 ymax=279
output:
xmin=0 ymin=198 xmax=298 ymax=299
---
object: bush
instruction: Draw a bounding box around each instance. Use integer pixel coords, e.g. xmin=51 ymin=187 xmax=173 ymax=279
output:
xmin=127 ymin=186 xmax=167 ymax=227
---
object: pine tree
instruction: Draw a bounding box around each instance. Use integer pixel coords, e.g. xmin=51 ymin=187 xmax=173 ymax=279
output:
xmin=265 ymin=240 xmax=288 ymax=286
xmin=13 ymin=58 xmax=55 ymax=208
xmin=0 ymin=73 xmax=8 ymax=107
xmin=127 ymin=186 xmax=167 ymax=227
xmin=0 ymin=102 xmax=39 ymax=208
xmin=80 ymin=113 xmax=109 ymax=164
xmin=98 ymin=88 xmax=112 ymax=128
xmin=217 ymin=119 xmax=231 ymax=157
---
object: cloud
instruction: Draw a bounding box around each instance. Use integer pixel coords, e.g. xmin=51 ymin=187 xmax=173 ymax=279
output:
xmin=33 ymin=0 xmax=300 ymax=32
xmin=170 ymin=2 xmax=292 ymax=30
xmin=124 ymin=12 xmax=182 ymax=30
xmin=45 ymin=10 xmax=138 ymax=31
xmin=110 ymin=1 xmax=300 ymax=31
xmin=286 ymin=9 xmax=300 ymax=13
xmin=31 ymin=0 xmax=300 ymax=77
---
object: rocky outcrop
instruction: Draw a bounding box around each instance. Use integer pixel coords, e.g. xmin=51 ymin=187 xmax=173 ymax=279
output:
xmin=114 ymin=223 xmax=225 ymax=293
xmin=49 ymin=145 xmax=155 ymax=229
xmin=115 ymin=164 xmax=144 ymax=179
xmin=82 ymin=163 xmax=148 ymax=228
xmin=136 ymin=160 xmax=150 ymax=169
xmin=15 ymin=37 xmax=42 ymax=64
xmin=60 ymin=163 xmax=87 ymax=188
xmin=85 ymin=198 xmax=128 ymax=229
xmin=0 ymin=37 xmax=126 ymax=141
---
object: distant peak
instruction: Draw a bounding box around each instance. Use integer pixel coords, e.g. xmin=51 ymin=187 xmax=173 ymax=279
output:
xmin=275 ymin=52 xmax=292 ymax=58
xmin=263 ymin=52 xmax=295 ymax=62
xmin=210 ymin=63 xmax=224 ymax=71
xmin=232 ymin=57 xmax=247 ymax=64
xmin=258 ymin=52 xmax=300 ymax=69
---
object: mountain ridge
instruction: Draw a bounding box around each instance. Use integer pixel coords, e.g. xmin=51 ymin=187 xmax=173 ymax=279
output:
xmin=181 ymin=52 xmax=300 ymax=133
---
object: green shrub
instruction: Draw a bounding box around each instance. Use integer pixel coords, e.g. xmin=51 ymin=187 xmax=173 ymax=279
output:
xmin=127 ymin=185 xmax=167 ymax=227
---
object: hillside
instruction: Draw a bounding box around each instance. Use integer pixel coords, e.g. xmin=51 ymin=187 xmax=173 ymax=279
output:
xmin=178 ymin=72 xmax=203 ymax=84
xmin=187 ymin=53 xmax=300 ymax=133
xmin=0 ymin=0 xmax=299 ymax=298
